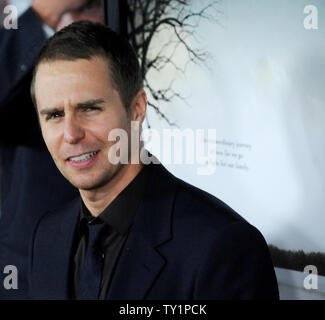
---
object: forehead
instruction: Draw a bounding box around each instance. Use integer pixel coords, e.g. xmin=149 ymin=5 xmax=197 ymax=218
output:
xmin=34 ymin=57 xmax=113 ymax=107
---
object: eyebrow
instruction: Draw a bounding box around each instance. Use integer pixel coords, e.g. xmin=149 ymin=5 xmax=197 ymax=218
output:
xmin=76 ymin=99 xmax=106 ymax=109
xmin=39 ymin=99 xmax=106 ymax=116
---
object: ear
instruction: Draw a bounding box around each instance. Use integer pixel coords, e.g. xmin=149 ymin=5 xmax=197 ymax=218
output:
xmin=129 ymin=90 xmax=147 ymax=125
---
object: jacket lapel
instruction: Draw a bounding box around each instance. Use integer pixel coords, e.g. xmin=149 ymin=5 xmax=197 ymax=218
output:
xmin=107 ymin=163 xmax=177 ymax=299
xmin=31 ymin=163 xmax=177 ymax=300
xmin=30 ymin=198 xmax=80 ymax=299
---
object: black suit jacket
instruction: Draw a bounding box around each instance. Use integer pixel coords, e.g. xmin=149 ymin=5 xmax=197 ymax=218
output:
xmin=29 ymin=163 xmax=279 ymax=300
xmin=0 ymin=8 xmax=78 ymax=299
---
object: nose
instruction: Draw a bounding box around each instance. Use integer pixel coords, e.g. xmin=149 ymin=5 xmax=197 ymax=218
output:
xmin=63 ymin=115 xmax=85 ymax=144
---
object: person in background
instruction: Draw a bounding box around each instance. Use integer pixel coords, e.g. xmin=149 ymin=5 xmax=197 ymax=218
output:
xmin=0 ymin=0 xmax=103 ymax=299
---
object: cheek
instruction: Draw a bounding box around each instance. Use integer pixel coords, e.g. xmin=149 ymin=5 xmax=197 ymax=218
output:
xmin=90 ymin=113 xmax=128 ymax=142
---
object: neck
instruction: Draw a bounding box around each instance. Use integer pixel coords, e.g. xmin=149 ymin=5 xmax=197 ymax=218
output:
xmin=79 ymin=162 xmax=143 ymax=217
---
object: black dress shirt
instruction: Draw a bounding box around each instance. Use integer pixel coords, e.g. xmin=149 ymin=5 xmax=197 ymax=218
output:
xmin=73 ymin=164 xmax=151 ymax=299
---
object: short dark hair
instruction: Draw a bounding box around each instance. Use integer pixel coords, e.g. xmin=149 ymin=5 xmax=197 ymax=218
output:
xmin=31 ymin=21 xmax=143 ymax=109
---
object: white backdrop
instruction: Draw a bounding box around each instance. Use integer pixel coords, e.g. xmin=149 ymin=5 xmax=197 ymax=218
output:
xmin=145 ymin=0 xmax=325 ymax=254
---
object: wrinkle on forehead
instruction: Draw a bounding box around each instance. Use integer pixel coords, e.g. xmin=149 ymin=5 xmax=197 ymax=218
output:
xmin=35 ymin=57 xmax=115 ymax=111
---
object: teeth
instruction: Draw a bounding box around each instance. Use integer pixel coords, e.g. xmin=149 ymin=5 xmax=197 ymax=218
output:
xmin=69 ymin=151 xmax=99 ymax=162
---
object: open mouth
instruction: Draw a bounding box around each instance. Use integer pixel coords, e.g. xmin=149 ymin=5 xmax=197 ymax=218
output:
xmin=67 ymin=150 xmax=100 ymax=162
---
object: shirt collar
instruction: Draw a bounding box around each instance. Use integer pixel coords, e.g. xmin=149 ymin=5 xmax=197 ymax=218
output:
xmin=79 ymin=164 xmax=151 ymax=235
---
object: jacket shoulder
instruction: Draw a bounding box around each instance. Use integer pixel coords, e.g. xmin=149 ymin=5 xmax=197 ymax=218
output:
xmin=171 ymin=174 xmax=247 ymax=231
xmin=165 ymin=171 xmax=271 ymax=257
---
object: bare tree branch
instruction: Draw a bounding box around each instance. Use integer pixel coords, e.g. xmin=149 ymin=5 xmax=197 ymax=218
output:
xmin=126 ymin=0 xmax=220 ymax=126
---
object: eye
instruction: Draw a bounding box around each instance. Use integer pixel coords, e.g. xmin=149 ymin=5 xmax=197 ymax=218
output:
xmin=46 ymin=111 xmax=64 ymax=121
xmin=83 ymin=106 xmax=101 ymax=112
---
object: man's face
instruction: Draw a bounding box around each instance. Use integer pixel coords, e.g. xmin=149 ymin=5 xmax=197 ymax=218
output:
xmin=35 ymin=56 xmax=133 ymax=190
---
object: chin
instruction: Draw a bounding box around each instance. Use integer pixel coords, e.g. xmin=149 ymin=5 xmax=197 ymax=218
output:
xmin=77 ymin=183 xmax=102 ymax=191
xmin=70 ymin=178 xmax=108 ymax=191
xmin=68 ymin=167 xmax=120 ymax=191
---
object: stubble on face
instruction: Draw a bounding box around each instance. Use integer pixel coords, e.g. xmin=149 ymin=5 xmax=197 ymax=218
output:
xmin=35 ymin=56 xmax=133 ymax=192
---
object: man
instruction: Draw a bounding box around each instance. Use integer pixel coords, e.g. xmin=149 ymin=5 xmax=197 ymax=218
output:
xmin=29 ymin=21 xmax=279 ymax=300
xmin=0 ymin=0 xmax=102 ymax=299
